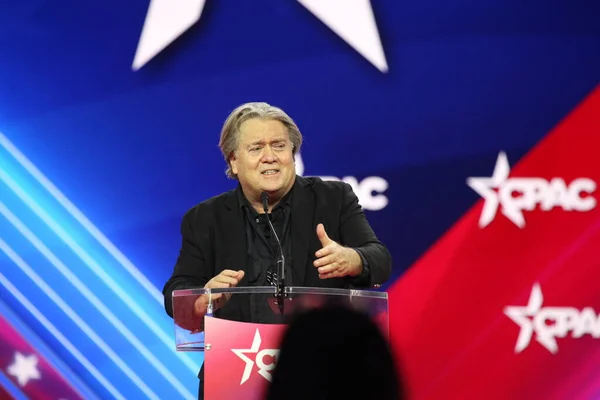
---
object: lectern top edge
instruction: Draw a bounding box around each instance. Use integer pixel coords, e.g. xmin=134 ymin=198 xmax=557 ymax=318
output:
xmin=172 ymin=285 xmax=388 ymax=299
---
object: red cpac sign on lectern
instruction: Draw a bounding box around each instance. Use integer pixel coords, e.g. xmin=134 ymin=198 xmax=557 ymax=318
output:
xmin=203 ymin=317 xmax=287 ymax=400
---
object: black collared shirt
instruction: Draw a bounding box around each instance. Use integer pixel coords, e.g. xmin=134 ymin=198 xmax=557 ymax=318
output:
xmin=237 ymin=186 xmax=293 ymax=322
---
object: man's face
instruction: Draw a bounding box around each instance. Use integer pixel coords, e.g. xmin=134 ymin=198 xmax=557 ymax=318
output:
xmin=230 ymin=118 xmax=296 ymax=202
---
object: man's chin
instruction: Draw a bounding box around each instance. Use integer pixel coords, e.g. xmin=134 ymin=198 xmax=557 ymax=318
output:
xmin=258 ymin=174 xmax=294 ymax=196
xmin=259 ymin=185 xmax=282 ymax=195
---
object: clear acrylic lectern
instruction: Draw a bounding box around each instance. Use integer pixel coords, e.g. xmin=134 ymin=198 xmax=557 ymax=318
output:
xmin=171 ymin=286 xmax=389 ymax=400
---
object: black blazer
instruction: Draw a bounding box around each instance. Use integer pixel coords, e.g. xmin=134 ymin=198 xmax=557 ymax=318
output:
xmin=162 ymin=175 xmax=392 ymax=321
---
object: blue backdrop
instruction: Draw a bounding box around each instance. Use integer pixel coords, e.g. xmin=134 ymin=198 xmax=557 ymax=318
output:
xmin=1 ymin=0 xmax=599 ymax=399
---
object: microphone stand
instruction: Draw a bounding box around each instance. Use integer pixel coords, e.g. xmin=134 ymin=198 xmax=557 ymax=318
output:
xmin=261 ymin=192 xmax=286 ymax=315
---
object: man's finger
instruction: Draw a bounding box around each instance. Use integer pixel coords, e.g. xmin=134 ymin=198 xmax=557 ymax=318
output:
xmin=319 ymin=271 xmax=338 ymax=279
xmin=315 ymin=245 xmax=334 ymax=258
xmin=313 ymin=254 xmax=335 ymax=268
xmin=220 ymin=269 xmax=242 ymax=277
xmin=215 ymin=276 xmax=240 ymax=286
xmin=317 ymin=263 xmax=337 ymax=275
xmin=316 ymin=223 xmax=332 ymax=247
xmin=208 ymin=279 xmax=228 ymax=288
xmin=210 ymin=280 xmax=229 ymax=289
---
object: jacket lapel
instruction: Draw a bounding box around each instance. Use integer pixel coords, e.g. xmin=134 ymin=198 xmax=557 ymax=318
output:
xmin=291 ymin=176 xmax=315 ymax=286
xmin=223 ymin=189 xmax=248 ymax=278
xmin=223 ymin=189 xmax=251 ymax=320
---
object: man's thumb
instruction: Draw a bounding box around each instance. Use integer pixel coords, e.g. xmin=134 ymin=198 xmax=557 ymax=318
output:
xmin=317 ymin=223 xmax=332 ymax=245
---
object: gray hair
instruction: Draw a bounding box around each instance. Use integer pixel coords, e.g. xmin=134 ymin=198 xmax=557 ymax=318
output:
xmin=218 ymin=102 xmax=303 ymax=179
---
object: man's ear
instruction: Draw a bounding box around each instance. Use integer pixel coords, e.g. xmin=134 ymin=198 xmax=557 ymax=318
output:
xmin=229 ymin=152 xmax=238 ymax=175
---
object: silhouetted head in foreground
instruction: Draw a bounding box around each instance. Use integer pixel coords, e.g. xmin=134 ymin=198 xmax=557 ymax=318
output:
xmin=264 ymin=306 xmax=403 ymax=400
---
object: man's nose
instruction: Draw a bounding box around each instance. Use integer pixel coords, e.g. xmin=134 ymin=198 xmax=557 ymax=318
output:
xmin=261 ymin=145 xmax=276 ymax=161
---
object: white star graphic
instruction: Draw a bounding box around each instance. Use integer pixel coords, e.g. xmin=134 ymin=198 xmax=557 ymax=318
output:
xmin=133 ymin=0 xmax=387 ymax=72
xmin=466 ymin=151 xmax=523 ymax=228
xmin=231 ymin=329 xmax=262 ymax=385
xmin=6 ymin=352 xmax=41 ymax=387
xmin=503 ymin=283 xmax=556 ymax=353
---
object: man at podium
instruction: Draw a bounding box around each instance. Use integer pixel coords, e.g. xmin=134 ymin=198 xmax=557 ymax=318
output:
xmin=163 ymin=103 xmax=391 ymax=322
xmin=162 ymin=101 xmax=392 ymax=397
xmin=163 ymin=101 xmax=391 ymax=320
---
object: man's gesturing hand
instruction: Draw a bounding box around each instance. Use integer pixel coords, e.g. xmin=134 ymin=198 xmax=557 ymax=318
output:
xmin=193 ymin=269 xmax=245 ymax=317
xmin=205 ymin=269 xmax=245 ymax=290
xmin=313 ymin=223 xmax=362 ymax=279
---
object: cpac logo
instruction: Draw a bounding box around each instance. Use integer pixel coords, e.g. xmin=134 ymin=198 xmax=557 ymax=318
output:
xmin=295 ymin=154 xmax=388 ymax=211
xmin=133 ymin=0 xmax=387 ymax=72
xmin=467 ymin=152 xmax=597 ymax=228
xmin=231 ymin=329 xmax=279 ymax=385
xmin=504 ymin=283 xmax=600 ymax=354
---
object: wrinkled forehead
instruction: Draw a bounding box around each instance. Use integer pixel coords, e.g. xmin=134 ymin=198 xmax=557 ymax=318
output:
xmin=237 ymin=118 xmax=289 ymax=145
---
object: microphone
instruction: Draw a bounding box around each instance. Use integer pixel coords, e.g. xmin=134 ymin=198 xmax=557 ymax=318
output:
xmin=260 ymin=191 xmax=286 ymax=314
